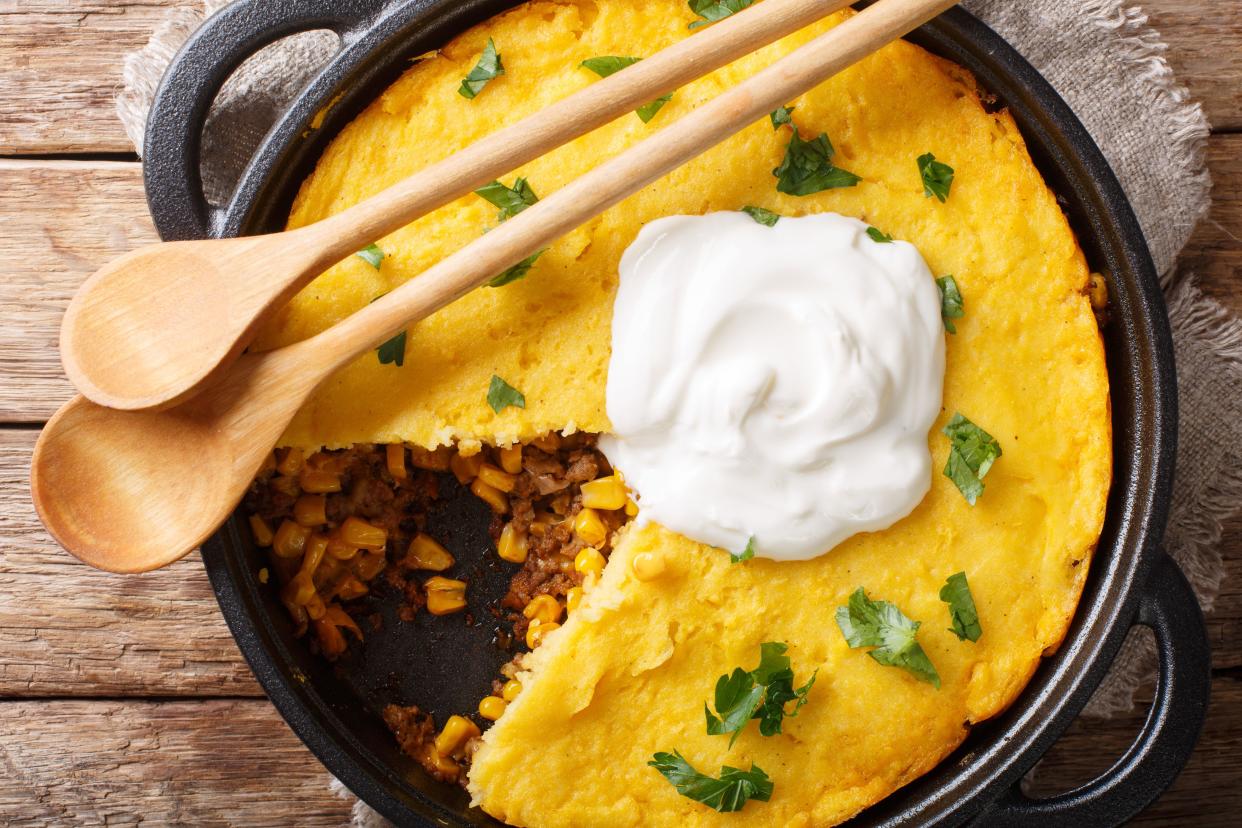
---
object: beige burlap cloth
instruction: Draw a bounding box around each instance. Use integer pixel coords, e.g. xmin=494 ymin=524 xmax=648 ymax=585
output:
xmin=116 ymin=0 xmax=1238 ymax=822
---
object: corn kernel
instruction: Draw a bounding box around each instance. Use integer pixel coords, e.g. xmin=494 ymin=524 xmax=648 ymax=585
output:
xmin=276 ymin=447 xmax=304 ymax=476
xmin=258 ymin=567 xmax=270 ymax=584
xmin=282 ymin=571 xmax=316 ymax=606
xmin=406 ymin=534 xmax=455 ymax=571
xmin=625 ymin=497 xmax=639 ymax=517
xmin=478 ymin=696 xmax=507 ymax=721
xmin=477 ymin=463 xmax=517 ymax=493
xmin=313 ymin=616 xmax=347 ymax=658
xmin=272 ymin=520 xmax=310 ymax=559
xmin=574 ymin=546 xmax=606 ymax=578
xmin=386 ymin=444 xmax=407 ymax=479
xmin=248 ymin=514 xmax=274 ymax=547
xmin=300 ymin=534 xmax=329 ymax=577
xmin=450 ymin=451 xmax=483 ymax=484
xmin=299 ymin=468 xmax=342 ymax=494
xmin=566 ymin=586 xmax=584 ymax=613
xmin=425 ymin=576 xmax=467 ymax=615
xmin=498 ymin=445 xmax=523 ymax=474
xmin=435 ymin=715 xmax=481 ymax=757
xmin=326 ymin=540 xmax=358 ymax=561
xmin=573 ymin=509 xmax=608 ymax=548
xmin=335 ymin=576 xmax=369 ymax=601
xmin=523 ymin=594 xmax=562 ymax=625
xmin=581 ymin=474 xmax=627 ymax=511
xmin=501 ymin=679 xmax=523 ymax=701
xmin=631 ymin=551 xmax=666 ymax=582
xmin=339 ymin=517 xmax=386 ymax=550
xmin=409 ymin=445 xmax=452 ymax=471
xmin=352 ymin=550 xmax=387 ymax=581
xmin=471 ymin=478 xmax=509 ymax=513
xmin=293 ymin=494 xmax=327 ymax=527
xmin=526 ymin=620 xmax=560 ymax=648
xmin=532 ymin=432 xmax=561 ymax=452
xmin=497 ymin=523 xmax=528 ymax=564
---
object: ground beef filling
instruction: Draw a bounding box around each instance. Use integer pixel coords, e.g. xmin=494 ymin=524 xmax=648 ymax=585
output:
xmin=244 ymin=433 xmax=630 ymax=785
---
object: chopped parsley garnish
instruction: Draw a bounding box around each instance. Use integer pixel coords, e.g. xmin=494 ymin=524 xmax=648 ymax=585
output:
xmin=486 ymin=375 xmax=525 ymax=413
xmin=687 ymin=0 xmax=756 ymax=29
xmin=773 ymin=131 xmax=861 ymax=196
xmin=941 ymin=571 xmax=981 ymax=642
xmin=935 ymin=275 xmax=964 ymax=333
xmin=356 ymin=243 xmax=385 ymax=269
xmin=835 ymin=587 xmax=941 ymax=688
xmin=648 ymin=751 xmax=773 ymax=812
xmin=487 ymin=249 xmax=545 ymax=287
xmin=730 ymin=536 xmax=757 ymax=562
xmin=376 ymin=330 xmax=407 ymax=367
xmin=866 ymin=227 xmax=894 ymax=243
xmin=580 ymin=56 xmax=672 ymax=123
xmin=942 ymin=413 xmax=1002 ymax=505
xmin=769 ymin=105 xmax=795 ymax=129
xmin=458 ymin=38 xmax=504 ymax=99
xmin=475 ymin=177 xmax=538 ymax=221
xmin=918 ymin=152 xmax=955 ymax=202
xmin=705 ymin=642 xmax=816 ymax=745
xmin=741 ymin=206 xmax=781 ymax=227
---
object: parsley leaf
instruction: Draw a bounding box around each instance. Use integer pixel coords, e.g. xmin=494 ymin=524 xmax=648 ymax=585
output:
xmin=580 ymin=56 xmax=672 ymax=123
xmin=773 ymin=131 xmax=861 ymax=196
xmin=356 ymin=243 xmax=385 ymax=269
xmin=376 ymin=330 xmax=407 ymax=367
xmin=918 ymin=152 xmax=955 ymax=202
xmin=688 ymin=0 xmax=756 ymax=29
xmin=475 ymin=178 xmax=538 ymax=221
xmin=704 ymin=641 xmax=816 ymax=745
xmin=940 ymin=571 xmax=981 ymax=642
xmin=741 ymin=207 xmax=781 ymax=227
xmin=649 ymin=751 xmax=772 ymax=812
xmin=769 ymin=105 xmax=795 ymax=130
xmin=704 ymin=668 xmax=765 ymax=745
xmin=935 ymin=275 xmax=964 ymax=334
xmin=487 ymin=375 xmax=525 ymax=413
xmin=487 ymin=249 xmax=545 ymax=288
xmin=942 ymin=413 xmax=1001 ymax=505
xmin=459 ymin=38 xmax=504 ymax=100
xmin=866 ymin=227 xmax=894 ymax=243
xmin=835 ymin=588 xmax=941 ymax=688
xmin=730 ymin=535 xmax=757 ymax=562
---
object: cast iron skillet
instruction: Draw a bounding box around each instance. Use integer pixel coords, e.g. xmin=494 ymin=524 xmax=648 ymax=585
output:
xmin=143 ymin=1 xmax=1210 ymax=825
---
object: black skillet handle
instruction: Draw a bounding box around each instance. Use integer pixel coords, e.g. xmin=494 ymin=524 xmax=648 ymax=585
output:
xmin=143 ymin=0 xmax=382 ymax=241
xmin=970 ymin=553 xmax=1210 ymax=827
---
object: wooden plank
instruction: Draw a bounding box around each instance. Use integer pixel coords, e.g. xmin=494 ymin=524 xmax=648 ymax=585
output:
xmin=0 ymin=1 xmax=193 ymax=154
xmin=0 ymin=698 xmax=352 ymax=827
xmin=1029 ymin=674 xmax=1242 ymax=827
xmin=1145 ymin=0 xmax=1242 ymax=132
xmin=0 ymin=160 xmax=155 ymax=422
xmin=0 ymin=1 xmax=1235 ymax=156
xmin=0 ymin=430 xmax=260 ymax=697
xmin=0 ymin=681 xmax=1236 ymax=826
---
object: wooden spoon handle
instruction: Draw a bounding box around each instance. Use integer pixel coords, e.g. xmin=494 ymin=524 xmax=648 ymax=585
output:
xmin=298 ymin=0 xmax=959 ymax=375
xmin=298 ymin=0 xmax=856 ymax=270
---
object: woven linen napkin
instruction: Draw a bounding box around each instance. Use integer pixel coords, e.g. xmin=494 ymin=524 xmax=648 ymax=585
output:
xmin=116 ymin=0 xmax=1237 ymax=822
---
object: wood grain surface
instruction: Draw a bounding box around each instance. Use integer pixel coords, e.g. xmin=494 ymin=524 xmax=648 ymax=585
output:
xmin=0 ymin=0 xmax=1238 ymax=825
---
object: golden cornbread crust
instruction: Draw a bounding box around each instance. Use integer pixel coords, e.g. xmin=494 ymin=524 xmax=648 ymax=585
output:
xmin=272 ymin=1 xmax=1112 ymax=825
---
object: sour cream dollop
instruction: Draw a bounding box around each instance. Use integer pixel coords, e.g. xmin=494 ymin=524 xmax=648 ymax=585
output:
xmin=600 ymin=212 xmax=945 ymax=561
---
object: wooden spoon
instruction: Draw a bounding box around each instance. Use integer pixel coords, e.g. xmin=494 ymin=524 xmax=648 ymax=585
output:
xmin=60 ymin=0 xmax=859 ymax=412
xmin=34 ymin=0 xmax=959 ymax=572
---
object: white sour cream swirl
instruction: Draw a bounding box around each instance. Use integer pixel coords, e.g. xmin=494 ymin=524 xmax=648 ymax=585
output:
xmin=600 ymin=212 xmax=945 ymax=561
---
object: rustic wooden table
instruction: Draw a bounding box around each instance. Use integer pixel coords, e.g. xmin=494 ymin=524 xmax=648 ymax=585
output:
xmin=0 ymin=2 xmax=1238 ymax=825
